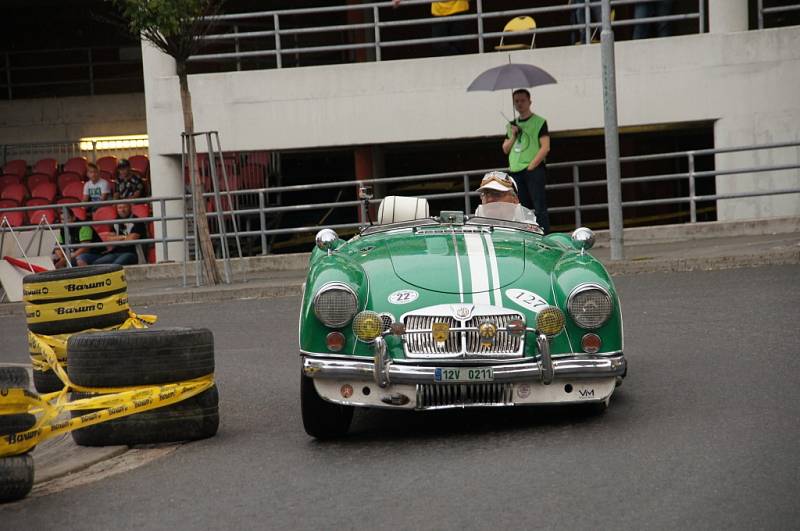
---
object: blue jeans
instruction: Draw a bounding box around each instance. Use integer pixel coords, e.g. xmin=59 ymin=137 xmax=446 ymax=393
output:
xmin=510 ymin=166 xmax=550 ymax=234
xmin=571 ymin=0 xmax=602 ymax=44
xmin=633 ymin=0 xmax=674 ymax=39
xmin=73 ymin=252 xmax=102 ymax=266
xmin=94 ymin=252 xmax=138 ymax=265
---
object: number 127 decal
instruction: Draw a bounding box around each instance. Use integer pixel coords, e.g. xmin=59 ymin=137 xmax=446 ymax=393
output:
xmin=505 ymin=288 xmax=549 ymax=312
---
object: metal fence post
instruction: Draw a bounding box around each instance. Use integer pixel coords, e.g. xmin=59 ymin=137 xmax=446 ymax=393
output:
xmin=584 ymin=0 xmax=591 ymax=44
xmin=572 ymin=165 xmax=582 ymax=228
xmin=88 ymin=48 xmax=94 ymax=96
xmin=159 ymin=198 xmax=169 ymax=261
xmin=463 ymin=174 xmax=471 ymax=213
xmin=757 ymin=0 xmax=764 ymax=29
xmin=274 ymin=14 xmax=283 ymax=68
xmin=688 ymin=152 xmax=697 ymax=223
xmin=373 ymin=6 xmax=382 ymax=62
xmin=234 ymin=25 xmax=242 ymax=71
xmin=698 ymin=0 xmax=705 ymax=33
xmin=258 ymin=190 xmax=268 ymax=255
xmin=477 ymin=0 xmax=485 ymax=53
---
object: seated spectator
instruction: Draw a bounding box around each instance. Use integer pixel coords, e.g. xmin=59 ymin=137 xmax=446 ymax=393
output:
xmin=114 ymin=159 xmax=144 ymax=200
xmin=82 ymin=162 xmax=110 ymax=211
xmin=571 ymin=0 xmax=602 ymax=44
xmin=52 ymin=208 xmax=104 ymax=268
xmin=94 ymin=203 xmax=148 ymax=266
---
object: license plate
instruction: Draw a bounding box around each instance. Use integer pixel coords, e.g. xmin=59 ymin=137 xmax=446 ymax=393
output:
xmin=434 ymin=367 xmax=494 ymax=383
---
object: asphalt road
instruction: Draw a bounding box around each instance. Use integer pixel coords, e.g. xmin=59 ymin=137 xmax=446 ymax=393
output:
xmin=1 ymin=265 xmax=799 ymax=530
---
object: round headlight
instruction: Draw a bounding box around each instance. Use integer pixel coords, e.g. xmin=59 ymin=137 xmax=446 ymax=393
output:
xmin=313 ymin=283 xmax=358 ymax=328
xmin=536 ymin=306 xmax=565 ymax=337
xmin=568 ymin=285 xmax=613 ymax=329
xmin=353 ymin=311 xmax=383 ymax=342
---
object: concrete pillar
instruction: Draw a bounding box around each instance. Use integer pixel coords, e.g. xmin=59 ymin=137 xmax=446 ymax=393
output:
xmin=141 ymin=39 xmax=186 ymax=262
xmin=709 ymin=0 xmax=748 ymax=33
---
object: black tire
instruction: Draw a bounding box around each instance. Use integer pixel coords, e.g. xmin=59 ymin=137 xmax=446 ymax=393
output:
xmin=32 ymin=369 xmax=64 ymax=394
xmin=301 ymin=374 xmax=353 ymax=439
xmin=23 ymin=264 xmax=127 ymax=304
xmin=67 ymin=328 xmax=215 ymax=387
xmin=70 ymin=386 xmax=220 ymax=447
xmin=0 ymin=415 xmax=37 ymax=437
xmin=0 ymin=367 xmax=36 ymax=450
xmin=0 ymin=367 xmax=29 ymax=389
xmin=27 ymin=309 xmax=130 ymax=336
xmin=0 ymin=455 xmax=34 ymax=503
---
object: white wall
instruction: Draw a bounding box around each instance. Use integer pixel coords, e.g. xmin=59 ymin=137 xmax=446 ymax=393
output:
xmin=0 ymin=93 xmax=146 ymax=145
xmin=143 ymin=25 xmax=800 ymax=222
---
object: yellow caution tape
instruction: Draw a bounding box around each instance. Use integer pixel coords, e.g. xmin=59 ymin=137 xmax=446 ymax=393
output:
xmin=23 ymin=269 xmax=127 ymax=303
xmin=28 ymin=310 xmax=158 ymax=373
xmin=0 ymin=376 xmax=214 ymax=456
xmin=25 ymin=292 xmax=130 ymax=325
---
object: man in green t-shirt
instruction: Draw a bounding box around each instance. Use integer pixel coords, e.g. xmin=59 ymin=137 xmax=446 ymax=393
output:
xmin=53 ymin=208 xmax=103 ymax=268
xmin=502 ymin=88 xmax=551 ymax=233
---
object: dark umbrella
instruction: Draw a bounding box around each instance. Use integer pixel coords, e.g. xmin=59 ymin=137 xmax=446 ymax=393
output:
xmin=467 ymin=62 xmax=557 ymax=120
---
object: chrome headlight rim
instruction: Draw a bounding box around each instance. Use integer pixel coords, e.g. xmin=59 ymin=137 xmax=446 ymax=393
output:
xmin=567 ymin=283 xmax=614 ymax=330
xmin=313 ymin=282 xmax=358 ymax=328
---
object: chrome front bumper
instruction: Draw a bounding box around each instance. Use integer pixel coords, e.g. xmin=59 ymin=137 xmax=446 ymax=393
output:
xmin=301 ymin=335 xmax=627 ymax=387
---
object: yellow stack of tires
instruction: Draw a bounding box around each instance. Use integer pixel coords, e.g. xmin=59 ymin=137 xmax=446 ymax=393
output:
xmin=0 ymin=367 xmax=36 ymax=503
xmin=22 ymin=265 xmax=130 ymax=393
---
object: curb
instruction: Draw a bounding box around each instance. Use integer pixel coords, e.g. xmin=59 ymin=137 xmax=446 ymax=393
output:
xmin=604 ymin=248 xmax=800 ymax=275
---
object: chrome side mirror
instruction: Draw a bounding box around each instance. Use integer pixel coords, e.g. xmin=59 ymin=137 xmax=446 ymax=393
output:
xmin=571 ymin=227 xmax=595 ymax=255
xmin=315 ymin=228 xmax=339 ymax=254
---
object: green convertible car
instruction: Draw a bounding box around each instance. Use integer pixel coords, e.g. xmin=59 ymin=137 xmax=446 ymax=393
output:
xmin=299 ymin=197 xmax=627 ymax=438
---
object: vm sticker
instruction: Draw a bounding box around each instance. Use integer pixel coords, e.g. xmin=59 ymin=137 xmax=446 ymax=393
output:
xmin=505 ymin=288 xmax=549 ymax=312
xmin=388 ymin=290 xmax=419 ymax=305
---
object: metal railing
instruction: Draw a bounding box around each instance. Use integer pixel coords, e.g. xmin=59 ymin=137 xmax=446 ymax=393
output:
xmin=2 ymin=140 xmax=798 ymax=268
xmin=0 ymin=46 xmax=144 ymax=101
xmin=758 ymin=0 xmax=800 ymax=29
xmin=0 ymin=140 xmax=148 ymax=167
xmin=188 ymin=0 xmax=705 ymax=69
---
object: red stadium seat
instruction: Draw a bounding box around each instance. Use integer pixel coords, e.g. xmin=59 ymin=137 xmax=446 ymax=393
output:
xmin=31 ymin=181 xmax=57 ymax=202
xmin=27 ymin=172 xmax=53 ymax=191
xmin=63 ymin=157 xmax=88 ymax=178
xmin=33 ymin=158 xmax=58 ymax=178
xmin=0 ymin=198 xmax=19 ymax=210
xmin=0 ymin=210 xmax=25 ymax=227
xmin=147 ymin=246 xmax=156 ymax=264
xmin=99 ymin=170 xmax=114 ymax=187
xmin=132 ymin=202 xmax=150 ymax=219
xmin=0 ymin=174 xmax=21 ymax=190
xmin=2 ymin=160 xmax=27 ymax=178
xmin=29 ymin=209 xmax=56 ymax=225
xmin=25 ymin=197 xmax=50 ymax=207
xmin=92 ymin=204 xmax=117 ymax=234
xmin=129 ymin=155 xmax=149 ymax=178
xmin=61 ymin=181 xmax=85 ymax=202
xmin=57 ymin=172 xmax=83 ymax=193
xmin=55 ymin=198 xmax=85 ymax=221
xmin=1 ymin=183 xmax=28 ymax=205
xmin=97 ymin=156 xmax=118 ymax=175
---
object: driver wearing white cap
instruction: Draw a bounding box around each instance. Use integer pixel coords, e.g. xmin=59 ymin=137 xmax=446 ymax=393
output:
xmin=474 ymin=171 xmax=538 ymax=224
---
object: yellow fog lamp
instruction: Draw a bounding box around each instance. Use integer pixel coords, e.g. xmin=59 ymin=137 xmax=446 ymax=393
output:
xmin=352 ymin=311 xmax=383 ymax=342
xmin=431 ymin=322 xmax=450 ymax=348
xmin=536 ymin=307 xmax=565 ymax=337
xmin=478 ymin=321 xmax=497 ymax=347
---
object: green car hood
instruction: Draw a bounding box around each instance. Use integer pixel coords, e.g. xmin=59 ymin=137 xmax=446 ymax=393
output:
xmin=386 ymin=229 xmax=525 ymax=295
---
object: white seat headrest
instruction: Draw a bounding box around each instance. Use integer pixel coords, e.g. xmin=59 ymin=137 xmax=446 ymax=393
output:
xmin=376 ymin=196 xmax=430 ymax=224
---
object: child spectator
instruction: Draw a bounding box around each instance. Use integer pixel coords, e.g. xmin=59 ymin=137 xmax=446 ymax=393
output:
xmin=82 ymin=162 xmax=110 ymax=211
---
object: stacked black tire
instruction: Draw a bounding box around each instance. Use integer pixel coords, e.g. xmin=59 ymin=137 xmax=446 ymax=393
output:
xmin=23 ymin=265 xmax=130 ymax=394
xmin=0 ymin=367 xmax=36 ymax=503
xmin=68 ymin=328 xmax=219 ymax=446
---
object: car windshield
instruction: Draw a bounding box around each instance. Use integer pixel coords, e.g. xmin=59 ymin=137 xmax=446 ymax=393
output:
xmin=467 ymin=202 xmax=543 ymax=234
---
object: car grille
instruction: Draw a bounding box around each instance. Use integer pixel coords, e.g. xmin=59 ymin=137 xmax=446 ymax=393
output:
xmin=416 ymin=383 xmax=514 ymax=409
xmin=403 ymin=312 xmax=524 ymax=359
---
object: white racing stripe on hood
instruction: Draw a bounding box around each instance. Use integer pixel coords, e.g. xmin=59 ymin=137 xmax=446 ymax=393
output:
xmin=450 ymin=227 xmax=465 ymax=303
xmin=483 ymin=232 xmax=502 ymax=306
xmin=464 ymin=232 xmax=490 ymax=305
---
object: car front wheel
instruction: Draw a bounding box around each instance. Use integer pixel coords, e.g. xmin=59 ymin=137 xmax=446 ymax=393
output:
xmin=300 ymin=374 xmax=353 ymax=439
